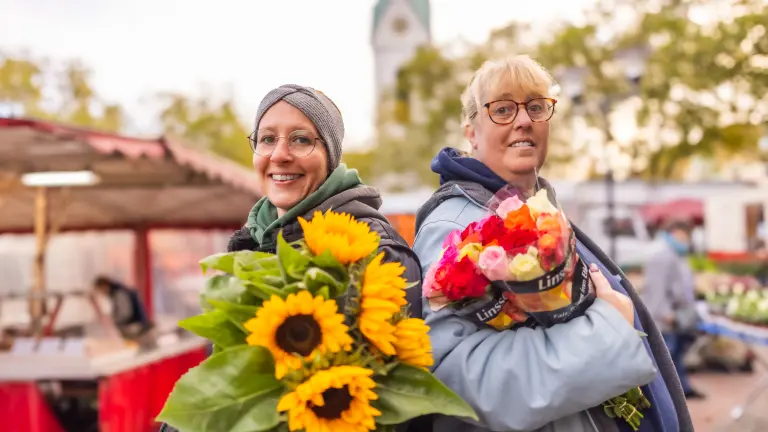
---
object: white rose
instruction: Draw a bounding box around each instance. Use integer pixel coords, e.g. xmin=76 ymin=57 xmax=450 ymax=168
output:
xmin=526 ymin=189 xmax=558 ymax=217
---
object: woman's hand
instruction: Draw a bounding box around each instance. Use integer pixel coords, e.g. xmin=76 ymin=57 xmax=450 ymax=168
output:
xmin=590 ymin=263 xmax=635 ymax=326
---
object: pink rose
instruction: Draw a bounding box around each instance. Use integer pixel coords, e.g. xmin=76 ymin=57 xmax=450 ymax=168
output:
xmin=438 ymin=244 xmax=459 ymax=268
xmin=496 ymin=196 xmax=525 ymax=218
xmin=442 ymin=229 xmax=462 ymax=249
xmin=422 ymin=264 xmax=439 ymax=297
xmin=477 ymin=245 xmax=510 ymax=281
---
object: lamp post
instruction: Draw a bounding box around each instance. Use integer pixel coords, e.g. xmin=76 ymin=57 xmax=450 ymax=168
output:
xmin=558 ymin=46 xmax=648 ymax=262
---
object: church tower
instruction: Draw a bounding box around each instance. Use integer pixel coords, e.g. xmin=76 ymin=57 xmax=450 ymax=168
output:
xmin=371 ymin=0 xmax=431 ymax=103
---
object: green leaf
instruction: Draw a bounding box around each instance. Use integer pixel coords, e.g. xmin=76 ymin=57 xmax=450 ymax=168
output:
xmin=372 ymin=364 xmax=478 ymax=424
xmin=207 ymin=300 xmax=259 ymax=331
xmin=178 ymin=310 xmax=245 ymax=348
xmin=200 ymin=252 xmax=237 ymax=275
xmin=200 ymin=251 xmax=272 ymax=275
xmin=303 ymin=267 xmax=344 ymax=298
xmin=200 ymin=275 xmax=261 ymax=310
xmin=311 ymin=249 xmax=345 ymax=274
xmin=235 ymin=267 xmax=286 ymax=291
xmin=276 ymin=232 xmax=311 ymax=281
xmin=247 ymin=281 xmax=287 ymax=300
xmin=234 ymin=253 xmax=280 ymax=276
xmin=157 ymin=345 xmax=284 ymax=432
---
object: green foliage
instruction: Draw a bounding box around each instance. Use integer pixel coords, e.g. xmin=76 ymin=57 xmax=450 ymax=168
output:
xmin=372 ymin=0 xmax=768 ymax=186
xmin=157 ymin=93 xmax=253 ymax=166
xmin=157 ymin=346 xmax=284 ymax=432
xmin=160 ymin=220 xmax=477 ymax=431
xmin=0 ymin=53 xmax=124 ymax=132
xmin=372 ymin=364 xmax=479 ymax=425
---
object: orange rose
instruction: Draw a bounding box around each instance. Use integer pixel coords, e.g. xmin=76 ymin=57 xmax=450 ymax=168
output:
xmin=504 ymin=205 xmax=537 ymax=231
xmin=537 ymin=214 xmax=563 ymax=235
xmin=538 ymin=233 xmax=559 ymax=252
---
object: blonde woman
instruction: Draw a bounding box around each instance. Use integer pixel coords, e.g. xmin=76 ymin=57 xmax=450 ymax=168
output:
xmin=412 ymin=55 xmax=693 ymax=432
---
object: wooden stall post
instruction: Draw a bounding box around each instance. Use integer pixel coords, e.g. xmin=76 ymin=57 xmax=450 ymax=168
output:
xmin=30 ymin=187 xmax=49 ymax=335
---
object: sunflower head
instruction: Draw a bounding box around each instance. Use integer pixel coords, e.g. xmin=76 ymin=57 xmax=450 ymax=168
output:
xmin=359 ymin=253 xmax=409 ymax=356
xmin=277 ymin=365 xmax=381 ymax=432
xmin=393 ymin=318 xmax=434 ymax=369
xmin=244 ymin=290 xmax=353 ymax=379
xmin=299 ymin=210 xmax=380 ymax=265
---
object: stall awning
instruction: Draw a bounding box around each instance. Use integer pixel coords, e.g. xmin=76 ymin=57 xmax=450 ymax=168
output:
xmin=639 ymin=198 xmax=704 ymax=226
xmin=0 ymin=118 xmax=262 ymax=233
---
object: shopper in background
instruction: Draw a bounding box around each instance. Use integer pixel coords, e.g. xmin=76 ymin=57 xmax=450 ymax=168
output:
xmin=642 ymin=219 xmax=705 ymax=399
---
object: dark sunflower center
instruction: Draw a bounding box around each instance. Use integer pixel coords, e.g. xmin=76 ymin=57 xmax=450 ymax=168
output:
xmin=275 ymin=314 xmax=322 ymax=356
xmin=310 ymin=385 xmax=353 ymax=419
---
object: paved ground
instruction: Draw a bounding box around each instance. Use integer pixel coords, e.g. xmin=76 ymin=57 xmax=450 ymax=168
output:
xmin=688 ymin=361 xmax=768 ymax=431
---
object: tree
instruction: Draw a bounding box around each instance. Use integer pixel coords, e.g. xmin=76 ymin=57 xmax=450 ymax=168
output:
xmin=0 ymin=52 xmax=125 ymax=132
xmin=536 ymin=0 xmax=768 ymax=179
xmin=370 ymin=23 xmax=578 ymax=190
xmin=157 ymin=93 xmax=253 ymax=166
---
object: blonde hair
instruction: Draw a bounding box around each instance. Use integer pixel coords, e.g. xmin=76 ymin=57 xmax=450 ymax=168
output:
xmin=461 ymin=54 xmax=556 ymax=126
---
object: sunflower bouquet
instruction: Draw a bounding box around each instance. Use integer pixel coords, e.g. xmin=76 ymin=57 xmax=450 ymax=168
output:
xmin=157 ymin=210 xmax=477 ymax=432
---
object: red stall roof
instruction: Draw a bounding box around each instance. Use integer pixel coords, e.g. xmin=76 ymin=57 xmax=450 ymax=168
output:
xmin=0 ymin=118 xmax=261 ymax=233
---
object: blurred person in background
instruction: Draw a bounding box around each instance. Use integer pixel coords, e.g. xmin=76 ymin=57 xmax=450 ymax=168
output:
xmin=161 ymin=84 xmax=425 ymax=432
xmin=412 ymin=54 xmax=691 ymax=432
xmin=92 ymin=276 xmax=152 ymax=340
xmin=755 ymin=241 xmax=768 ymax=286
xmin=642 ymin=219 xmax=705 ymax=399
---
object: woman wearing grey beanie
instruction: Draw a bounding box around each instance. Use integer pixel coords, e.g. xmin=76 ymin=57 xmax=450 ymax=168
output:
xmin=159 ymin=84 xmax=428 ymax=431
xmin=226 ymin=84 xmax=420 ymax=291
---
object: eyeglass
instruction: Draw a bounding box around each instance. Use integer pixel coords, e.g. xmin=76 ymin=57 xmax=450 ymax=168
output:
xmin=248 ymin=129 xmax=322 ymax=157
xmin=475 ymin=97 xmax=557 ymax=125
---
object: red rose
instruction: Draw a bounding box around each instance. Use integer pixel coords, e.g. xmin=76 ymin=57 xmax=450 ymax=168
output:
xmin=434 ymin=256 xmax=489 ymax=300
xmin=479 ymin=216 xmax=507 ymax=244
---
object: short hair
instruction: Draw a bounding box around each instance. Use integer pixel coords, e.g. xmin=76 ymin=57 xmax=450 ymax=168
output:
xmin=460 ymin=54 xmax=556 ymax=126
xmin=663 ymin=218 xmax=693 ymax=233
xmin=93 ymin=275 xmax=113 ymax=287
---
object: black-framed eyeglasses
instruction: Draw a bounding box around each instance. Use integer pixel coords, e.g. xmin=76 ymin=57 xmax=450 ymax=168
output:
xmin=248 ymin=129 xmax=323 ymax=157
xmin=474 ymin=97 xmax=558 ymax=125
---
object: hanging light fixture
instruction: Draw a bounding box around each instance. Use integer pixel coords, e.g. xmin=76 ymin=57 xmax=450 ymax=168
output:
xmin=21 ymin=170 xmax=100 ymax=187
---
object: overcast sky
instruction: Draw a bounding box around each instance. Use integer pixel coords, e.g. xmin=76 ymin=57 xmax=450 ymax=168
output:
xmin=0 ymin=0 xmax=594 ymax=146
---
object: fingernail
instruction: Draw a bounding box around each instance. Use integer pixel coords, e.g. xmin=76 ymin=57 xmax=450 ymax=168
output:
xmin=589 ymin=263 xmax=598 ymax=273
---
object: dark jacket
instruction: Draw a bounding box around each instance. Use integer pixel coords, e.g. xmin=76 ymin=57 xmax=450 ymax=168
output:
xmin=160 ymin=185 xmax=425 ymax=432
xmin=106 ymin=280 xmax=150 ymax=331
xmin=227 ymin=185 xmax=422 ymax=307
xmin=412 ymin=147 xmax=693 ymax=432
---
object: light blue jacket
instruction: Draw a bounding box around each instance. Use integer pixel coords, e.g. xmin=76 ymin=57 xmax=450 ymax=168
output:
xmin=413 ymin=195 xmax=658 ymax=432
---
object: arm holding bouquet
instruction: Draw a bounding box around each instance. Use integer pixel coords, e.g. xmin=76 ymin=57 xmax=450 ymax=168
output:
xmin=414 ymin=200 xmax=656 ymax=431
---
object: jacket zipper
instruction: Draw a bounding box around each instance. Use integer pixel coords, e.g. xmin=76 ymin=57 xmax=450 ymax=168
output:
xmin=585 ymin=410 xmax=601 ymax=432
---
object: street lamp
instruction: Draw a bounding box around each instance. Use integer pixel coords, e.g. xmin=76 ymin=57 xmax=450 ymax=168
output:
xmin=557 ymin=46 xmax=648 ymax=262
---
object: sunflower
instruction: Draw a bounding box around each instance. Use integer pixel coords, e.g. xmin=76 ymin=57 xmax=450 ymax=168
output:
xmin=359 ymin=253 xmax=408 ymax=355
xmin=277 ymin=365 xmax=381 ymax=432
xmin=244 ymin=291 xmax=353 ymax=379
xmin=392 ymin=318 xmax=434 ymax=369
xmin=298 ymin=210 xmax=380 ymax=265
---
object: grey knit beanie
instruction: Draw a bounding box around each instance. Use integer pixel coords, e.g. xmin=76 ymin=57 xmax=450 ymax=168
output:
xmin=253 ymin=84 xmax=344 ymax=172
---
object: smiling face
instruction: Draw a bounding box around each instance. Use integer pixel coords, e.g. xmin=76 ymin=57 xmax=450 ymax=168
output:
xmin=253 ymin=101 xmax=329 ymax=215
xmin=461 ymin=55 xmax=555 ymax=189
xmin=467 ymin=92 xmax=550 ymax=184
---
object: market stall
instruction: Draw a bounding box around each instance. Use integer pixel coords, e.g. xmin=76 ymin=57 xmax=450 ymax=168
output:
xmin=700 ymin=280 xmax=768 ymax=428
xmin=0 ymin=118 xmax=261 ymax=431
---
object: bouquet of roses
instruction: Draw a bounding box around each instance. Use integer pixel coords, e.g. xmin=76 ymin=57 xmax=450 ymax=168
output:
xmin=422 ymin=183 xmax=651 ymax=431
xmin=158 ymin=210 xmax=476 ymax=432
xmin=423 ymin=184 xmax=594 ymax=329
